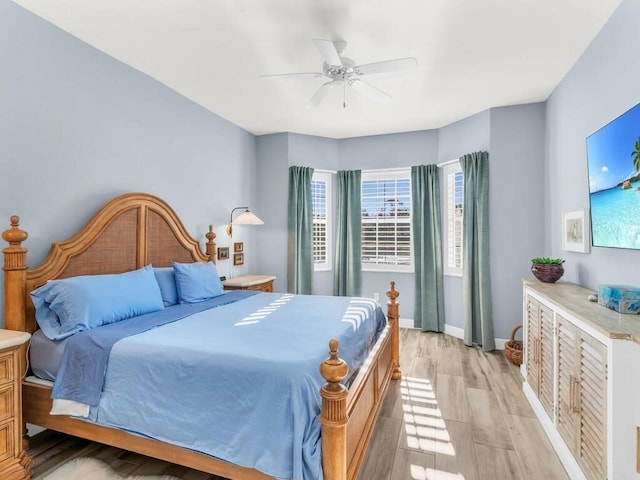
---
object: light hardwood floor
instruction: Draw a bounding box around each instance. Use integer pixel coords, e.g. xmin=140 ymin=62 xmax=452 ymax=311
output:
xmin=28 ymin=329 xmax=568 ymax=479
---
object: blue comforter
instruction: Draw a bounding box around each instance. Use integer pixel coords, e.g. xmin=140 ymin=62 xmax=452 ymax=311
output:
xmin=53 ymin=292 xmax=387 ymax=480
xmin=52 ymin=290 xmax=258 ymax=404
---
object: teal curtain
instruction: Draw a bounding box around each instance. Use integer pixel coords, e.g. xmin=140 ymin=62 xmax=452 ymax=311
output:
xmin=460 ymin=151 xmax=495 ymax=351
xmin=334 ymin=170 xmax=362 ymax=296
xmin=411 ymin=165 xmax=445 ymax=332
xmin=287 ymin=166 xmax=314 ymax=294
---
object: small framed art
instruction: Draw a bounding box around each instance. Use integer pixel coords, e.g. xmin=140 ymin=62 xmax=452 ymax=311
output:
xmin=217 ymin=247 xmax=229 ymax=260
xmin=234 ymin=242 xmax=244 ymax=253
xmin=562 ymin=208 xmax=590 ymax=253
xmin=233 ymin=252 xmax=244 ymax=266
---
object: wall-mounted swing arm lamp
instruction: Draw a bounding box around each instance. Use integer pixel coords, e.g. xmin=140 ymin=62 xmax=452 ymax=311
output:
xmin=226 ymin=206 xmax=264 ymax=237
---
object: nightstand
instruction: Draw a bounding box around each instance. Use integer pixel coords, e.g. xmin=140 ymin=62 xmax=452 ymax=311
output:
xmin=223 ymin=275 xmax=276 ymax=292
xmin=0 ymin=329 xmax=32 ymax=480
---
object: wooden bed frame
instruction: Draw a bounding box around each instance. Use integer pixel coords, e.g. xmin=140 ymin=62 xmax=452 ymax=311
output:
xmin=2 ymin=192 xmax=400 ymax=480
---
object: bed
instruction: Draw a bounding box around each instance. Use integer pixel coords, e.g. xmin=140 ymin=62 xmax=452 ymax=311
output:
xmin=2 ymin=192 xmax=401 ymax=480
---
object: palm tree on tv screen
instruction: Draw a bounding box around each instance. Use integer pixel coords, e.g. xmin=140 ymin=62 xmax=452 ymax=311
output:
xmin=632 ymin=136 xmax=640 ymax=173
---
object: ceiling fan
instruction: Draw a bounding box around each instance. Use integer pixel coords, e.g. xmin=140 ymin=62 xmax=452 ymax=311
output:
xmin=261 ymin=39 xmax=418 ymax=108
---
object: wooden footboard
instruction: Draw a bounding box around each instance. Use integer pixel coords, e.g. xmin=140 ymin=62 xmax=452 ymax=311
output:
xmin=320 ymin=282 xmax=400 ymax=480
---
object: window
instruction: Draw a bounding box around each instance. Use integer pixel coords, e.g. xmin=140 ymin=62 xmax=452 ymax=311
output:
xmin=442 ymin=162 xmax=464 ymax=276
xmin=311 ymin=171 xmax=332 ymax=271
xmin=361 ymin=169 xmax=412 ymax=272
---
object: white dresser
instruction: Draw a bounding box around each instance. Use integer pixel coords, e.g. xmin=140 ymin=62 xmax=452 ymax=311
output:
xmin=522 ymin=279 xmax=640 ymax=480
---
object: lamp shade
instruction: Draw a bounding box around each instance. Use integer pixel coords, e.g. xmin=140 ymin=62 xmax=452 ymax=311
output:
xmin=226 ymin=207 xmax=264 ymax=237
xmin=232 ymin=210 xmax=264 ymax=225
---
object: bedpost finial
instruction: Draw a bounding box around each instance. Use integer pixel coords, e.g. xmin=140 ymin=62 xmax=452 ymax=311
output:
xmin=329 ymin=338 xmax=339 ymax=357
xmin=2 ymin=215 xmax=28 ymax=246
xmin=206 ymin=225 xmax=216 ymax=243
xmin=205 ymin=225 xmax=217 ymax=261
xmin=386 ymin=281 xmax=399 ymax=304
xmin=320 ymin=339 xmax=348 ymax=391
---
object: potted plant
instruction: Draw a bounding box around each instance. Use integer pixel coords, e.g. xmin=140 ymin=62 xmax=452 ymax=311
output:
xmin=531 ymin=257 xmax=565 ymax=283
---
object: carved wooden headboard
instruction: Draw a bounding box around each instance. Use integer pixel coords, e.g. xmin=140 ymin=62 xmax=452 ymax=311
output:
xmin=2 ymin=192 xmax=217 ymax=333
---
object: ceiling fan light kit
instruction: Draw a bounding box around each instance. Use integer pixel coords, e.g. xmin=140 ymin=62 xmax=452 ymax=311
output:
xmin=261 ymin=39 xmax=417 ymax=108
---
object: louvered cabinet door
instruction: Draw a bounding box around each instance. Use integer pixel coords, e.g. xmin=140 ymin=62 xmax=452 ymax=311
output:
xmin=525 ymin=295 xmax=540 ymax=395
xmin=577 ymin=332 xmax=607 ymax=480
xmin=539 ymin=303 xmax=555 ymax=418
xmin=556 ymin=315 xmax=579 ymax=456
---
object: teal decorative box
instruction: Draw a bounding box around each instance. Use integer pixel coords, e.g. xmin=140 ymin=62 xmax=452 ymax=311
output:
xmin=598 ymin=285 xmax=640 ymax=314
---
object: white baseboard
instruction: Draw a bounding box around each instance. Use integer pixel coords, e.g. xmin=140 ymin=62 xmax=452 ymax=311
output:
xmin=399 ymin=318 xmax=415 ymax=329
xmin=494 ymin=337 xmax=508 ymax=350
xmin=400 ymin=318 xmax=508 ymax=350
xmin=444 ymin=323 xmax=465 ymax=340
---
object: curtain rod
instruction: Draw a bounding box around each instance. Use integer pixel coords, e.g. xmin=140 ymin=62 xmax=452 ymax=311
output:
xmin=437 ymin=158 xmax=460 ymax=167
xmin=357 ymin=167 xmax=410 ymax=173
xmin=315 ymin=163 xmax=458 ymax=173
xmin=315 ymin=167 xmax=409 ymax=174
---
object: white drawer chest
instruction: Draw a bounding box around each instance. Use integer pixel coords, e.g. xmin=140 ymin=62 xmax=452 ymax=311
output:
xmin=522 ymin=279 xmax=640 ymax=480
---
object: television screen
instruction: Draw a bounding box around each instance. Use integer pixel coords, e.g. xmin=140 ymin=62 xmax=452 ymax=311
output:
xmin=586 ymin=102 xmax=640 ymax=250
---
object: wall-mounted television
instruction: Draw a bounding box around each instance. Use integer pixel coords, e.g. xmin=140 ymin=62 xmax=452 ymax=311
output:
xmin=586 ymin=102 xmax=640 ymax=250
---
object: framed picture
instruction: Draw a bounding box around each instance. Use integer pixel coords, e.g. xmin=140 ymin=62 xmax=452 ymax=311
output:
xmin=562 ymin=209 xmax=590 ymax=253
xmin=217 ymin=247 xmax=229 ymax=260
xmin=234 ymin=242 xmax=244 ymax=253
xmin=233 ymin=252 xmax=244 ymax=266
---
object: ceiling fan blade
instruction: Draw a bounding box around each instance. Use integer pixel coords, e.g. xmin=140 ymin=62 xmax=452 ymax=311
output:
xmin=348 ymin=79 xmax=391 ymax=104
xmin=305 ymin=81 xmax=338 ymax=108
xmin=261 ymin=72 xmax=324 ymax=79
xmin=313 ymin=39 xmax=343 ymax=66
xmin=355 ymin=57 xmax=418 ymax=75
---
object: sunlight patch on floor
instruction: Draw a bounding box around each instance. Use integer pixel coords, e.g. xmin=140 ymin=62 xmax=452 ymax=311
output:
xmin=409 ymin=465 xmax=467 ymax=480
xmin=401 ymin=375 xmax=456 ymax=457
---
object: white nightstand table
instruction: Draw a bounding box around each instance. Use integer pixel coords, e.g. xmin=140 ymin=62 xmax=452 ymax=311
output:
xmin=222 ymin=275 xmax=276 ymax=292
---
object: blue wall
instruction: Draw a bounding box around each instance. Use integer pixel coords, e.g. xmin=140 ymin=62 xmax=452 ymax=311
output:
xmin=255 ymin=134 xmax=289 ymax=292
xmin=0 ymin=0 xmax=258 ymax=326
xmin=545 ymin=0 xmax=640 ymax=288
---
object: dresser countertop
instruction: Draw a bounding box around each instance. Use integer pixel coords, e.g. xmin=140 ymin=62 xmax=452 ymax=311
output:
xmin=0 ymin=329 xmax=31 ymax=349
xmin=223 ymin=274 xmax=276 ymax=288
xmin=524 ymin=278 xmax=640 ymax=343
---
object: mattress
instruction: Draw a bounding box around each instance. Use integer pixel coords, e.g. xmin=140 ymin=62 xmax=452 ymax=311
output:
xmin=29 ymin=328 xmax=67 ymax=382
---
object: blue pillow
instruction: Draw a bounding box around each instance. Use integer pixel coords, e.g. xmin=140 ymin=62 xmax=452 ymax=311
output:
xmin=173 ymin=261 xmax=224 ymax=303
xmin=153 ymin=267 xmax=179 ymax=307
xmin=31 ymin=264 xmax=164 ymax=340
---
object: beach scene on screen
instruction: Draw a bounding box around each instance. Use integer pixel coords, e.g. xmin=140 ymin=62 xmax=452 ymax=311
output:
xmin=586 ymin=102 xmax=640 ymax=250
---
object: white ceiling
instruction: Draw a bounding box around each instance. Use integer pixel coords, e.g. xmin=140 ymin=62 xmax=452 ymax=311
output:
xmin=12 ymin=0 xmax=622 ymax=139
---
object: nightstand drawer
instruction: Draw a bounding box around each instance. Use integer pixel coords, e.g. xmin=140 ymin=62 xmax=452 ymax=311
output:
xmin=0 ymin=386 xmax=13 ymax=423
xmin=0 ymin=353 xmax=14 ymax=387
xmin=250 ymin=280 xmax=273 ymax=292
xmin=0 ymin=330 xmax=31 ymax=477
xmin=0 ymin=419 xmax=14 ymax=462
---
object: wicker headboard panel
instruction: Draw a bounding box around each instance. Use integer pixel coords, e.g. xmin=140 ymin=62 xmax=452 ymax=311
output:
xmin=3 ymin=192 xmax=217 ymax=333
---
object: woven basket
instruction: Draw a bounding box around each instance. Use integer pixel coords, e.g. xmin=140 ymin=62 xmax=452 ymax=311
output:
xmin=505 ymin=324 xmax=523 ymax=366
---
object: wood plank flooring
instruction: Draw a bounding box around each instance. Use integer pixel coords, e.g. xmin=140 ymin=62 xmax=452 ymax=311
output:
xmin=357 ymin=330 xmax=568 ymax=480
xmin=27 ymin=329 xmax=568 ymax=479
